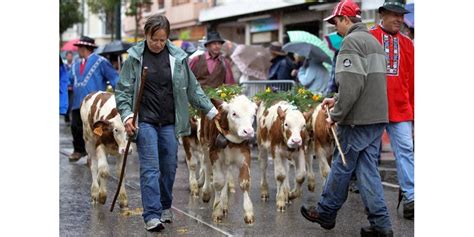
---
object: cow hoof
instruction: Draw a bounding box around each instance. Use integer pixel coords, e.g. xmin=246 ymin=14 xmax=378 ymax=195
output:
xmin=276 ymin=202 xmax=286 ymax=212
xmin=212 ymin=214 xmax=223 ymax=223
xmin=98 ymin=192 xmax=107 ymax=205
xmin=119 ymin=201 xmax=128 ymax=209
xmin=228 ymin=187 xmax=236 ymax=193
xmin=260 ymin=193 xmax=269 ymax=201
xmin=202 ymin=192 xmax=211 ymax=203
xmin=191 ymin=191 xmax=200 ymax=198
xmin=223 ymin=209 xmax=228 ymax=216
xmin=308 ymin=183 xmax=316 ymax=192
xmin=244 ymin=215 xmax=255 ymax=224
xmin=289 ymin=191 xmax=301 ymax=200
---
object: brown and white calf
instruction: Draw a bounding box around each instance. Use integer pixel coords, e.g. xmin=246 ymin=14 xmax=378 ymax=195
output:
xmin=80 ymin=91 xmax=130 ymax=208
xmin=181 ymin=116 xmax=205 ymax=197
xmin=256 ymin=101 xmax=311 ymax=211
xmin=182 ymin=116 xmax=237 ymax=198
xmin=305 ymin=103 xmax=333 ymax=188
xmin=199 ymin=95 xmax=258 ymax=224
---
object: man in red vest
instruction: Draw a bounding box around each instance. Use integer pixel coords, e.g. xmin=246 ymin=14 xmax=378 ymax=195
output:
xmin=370 ymin=0 xmax=415 ymax=220
xmin=189 ymin=31 xmax=235 ymax=88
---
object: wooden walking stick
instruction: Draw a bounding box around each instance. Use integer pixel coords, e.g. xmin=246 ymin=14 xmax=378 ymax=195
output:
xmin=326 ymin=106 xmax=347 ymax=166
xmin=110 ymin=66 xmax=148 ymax=212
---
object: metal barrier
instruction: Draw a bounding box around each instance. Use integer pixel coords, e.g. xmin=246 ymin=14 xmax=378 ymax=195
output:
xmin=239 ymin=80 xmax=297 ymax=98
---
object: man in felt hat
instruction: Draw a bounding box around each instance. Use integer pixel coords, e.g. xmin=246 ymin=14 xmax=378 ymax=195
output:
xmin=268 ymin=41 xmax=295 ymax=80
xmin=370 ymin=0 xmax=415 ymax=221
xmin=68 ymin=36 xmax=119 ymax=161
xmin=189 ymin=31 xmax=235 ymax=88
xmin=300 ymin=1 xmax=393 ymax=236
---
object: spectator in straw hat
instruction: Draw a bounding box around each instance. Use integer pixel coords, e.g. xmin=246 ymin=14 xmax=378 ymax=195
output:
xmin=68 ymin=36 xmax=119 ymax=161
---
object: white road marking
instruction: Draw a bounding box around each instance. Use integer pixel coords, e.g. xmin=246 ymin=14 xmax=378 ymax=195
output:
xmin=171 ymin=206 xmax=234 ymax=237
xmin=382 ymin=182 xmax=400 ymax=189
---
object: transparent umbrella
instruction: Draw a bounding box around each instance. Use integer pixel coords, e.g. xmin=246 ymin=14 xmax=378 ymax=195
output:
xmin=230 ymin=44 xmax=271 ymax=80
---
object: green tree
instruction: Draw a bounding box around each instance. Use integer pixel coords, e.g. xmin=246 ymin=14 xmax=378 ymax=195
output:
xmin=87 ymin=0 xmax=121 ymax=41
xmin=125 ymin=0 xmax=152 ymax=43
xmin=60 ymin=0 xmax=84 ymax=44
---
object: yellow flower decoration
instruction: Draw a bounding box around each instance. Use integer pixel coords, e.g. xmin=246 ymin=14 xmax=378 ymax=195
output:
xmin=220 ymin=93 xmax=227 ymax=98
xmin=298 ymin=88 xmax=305 ymax=95
xmin=265 ymin=87 xmax=271 ymax=93
xmin=312 ymin=94 xmax=320 ymax=101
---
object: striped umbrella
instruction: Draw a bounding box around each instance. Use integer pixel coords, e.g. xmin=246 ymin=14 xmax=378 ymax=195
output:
xmin=287 ymin=31 xmax=333 ymax=58
xmin=287 ymin=31 xmax=333 ymax=70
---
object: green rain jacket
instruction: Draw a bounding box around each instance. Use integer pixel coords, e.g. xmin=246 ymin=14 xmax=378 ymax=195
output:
xmin=115 ymin=40 xmax=216 ymax=138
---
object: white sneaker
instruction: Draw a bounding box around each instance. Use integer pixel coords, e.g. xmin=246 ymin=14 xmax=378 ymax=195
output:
xmin=160 ymin=209 xmax=174 ymax=223
xmin=145 ymin=218 xmax=165 ymax=231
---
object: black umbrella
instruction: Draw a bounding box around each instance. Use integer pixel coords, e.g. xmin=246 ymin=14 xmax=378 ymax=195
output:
xmin=96 ymin=41 xmax=134 ymax=71
xmin=98 ymin=40 xmax=133 ymax=55
xmin=282 ymin=42 xmax=332 ymax=64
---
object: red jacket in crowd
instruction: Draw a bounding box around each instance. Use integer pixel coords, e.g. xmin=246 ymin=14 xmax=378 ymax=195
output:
xmin=370 ymin=25 xmax=414 ymax=122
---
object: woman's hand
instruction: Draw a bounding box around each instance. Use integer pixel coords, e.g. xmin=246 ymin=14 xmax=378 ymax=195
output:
xmin=124 ymin=118 xmax=137 ymax=136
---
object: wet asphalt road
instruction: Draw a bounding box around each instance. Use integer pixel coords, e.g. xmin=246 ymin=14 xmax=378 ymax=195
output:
xmin=59 ymin=119 xmax=414 ymax=237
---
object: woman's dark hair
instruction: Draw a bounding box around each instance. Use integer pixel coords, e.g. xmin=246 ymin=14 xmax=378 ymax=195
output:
xmin=144 ymin=14 xmax=170 ymax=37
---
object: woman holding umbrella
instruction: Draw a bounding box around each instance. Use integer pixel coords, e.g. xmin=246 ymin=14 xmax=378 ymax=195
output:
xmin=293 ymin=55 xmax=330 ymax=95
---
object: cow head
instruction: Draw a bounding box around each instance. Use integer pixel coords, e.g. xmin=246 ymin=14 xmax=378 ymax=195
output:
xmin=211 ymin=95 xmax=258 ymax=141
xmin=277 ymin=106 xmax=308 ymax=149
xmin=92 ymin=118 xmax=130 ymax=155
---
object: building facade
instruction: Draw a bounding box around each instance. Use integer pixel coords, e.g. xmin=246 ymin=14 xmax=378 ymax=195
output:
xmin=123 ymin=0 xmax=212 ymax=42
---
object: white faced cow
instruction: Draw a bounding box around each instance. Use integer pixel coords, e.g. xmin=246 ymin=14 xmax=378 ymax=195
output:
xmin=199 ymin=95 xmax=258 ymax=224
xmin=80 ymin=91 xmax=130 ymax=208
xmin=256 ymin=101 xmax=310 ymax=212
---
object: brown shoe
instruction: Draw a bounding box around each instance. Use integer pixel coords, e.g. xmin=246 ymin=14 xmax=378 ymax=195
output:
xmin=300 ymin=206 xmax=336 ymax=230
xmin=69 ymin=152 xmax=87 ymax=162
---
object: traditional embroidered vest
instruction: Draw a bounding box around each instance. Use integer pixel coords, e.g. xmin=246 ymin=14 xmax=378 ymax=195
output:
xmin=194 ymin=54 xmax=226 ymax=88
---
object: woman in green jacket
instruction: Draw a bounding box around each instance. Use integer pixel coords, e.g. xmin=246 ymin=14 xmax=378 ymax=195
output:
xmin=115 ymin=14 xmax=217 ymax=232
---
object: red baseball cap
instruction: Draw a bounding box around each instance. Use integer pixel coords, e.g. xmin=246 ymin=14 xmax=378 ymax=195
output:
xmin=324 ymin=0 xmax=361 ymax=25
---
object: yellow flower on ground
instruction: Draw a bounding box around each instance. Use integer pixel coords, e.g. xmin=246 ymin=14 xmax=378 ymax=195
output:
xmin=265 ymin=87 xmax=271 ymax=93
xmin=312 ymin=94 xmax=320 ymax=101
xmin=298 ymin=88 xmax=305 ymax=95
xmin=220 ymin=93 xmax=227 ymax=98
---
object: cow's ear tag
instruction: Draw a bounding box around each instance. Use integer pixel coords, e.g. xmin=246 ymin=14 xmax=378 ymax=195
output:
xmin=93 ymin=127 xmax=103 ymax=136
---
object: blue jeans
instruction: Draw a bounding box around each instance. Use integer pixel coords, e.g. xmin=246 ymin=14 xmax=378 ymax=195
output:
xmin=136 ymin=122 xmax=178 ymax=222
xmin=317 ymin=124 xmax=392 ymax=230
xmin=386 ymin=121 xmax=414 ymax=203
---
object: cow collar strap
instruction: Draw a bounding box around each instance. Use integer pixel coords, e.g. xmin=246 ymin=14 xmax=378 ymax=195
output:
xmin=214 ymin=120 xmax=245 ymax=144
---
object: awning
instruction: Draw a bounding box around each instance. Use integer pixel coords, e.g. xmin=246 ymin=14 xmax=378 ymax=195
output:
xmin=199 ymin=0 xmax=306 ymax=22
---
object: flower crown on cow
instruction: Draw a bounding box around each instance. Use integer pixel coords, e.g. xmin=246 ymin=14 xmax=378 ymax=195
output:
xmin=254 ymin=87 xmax=324 ymax=112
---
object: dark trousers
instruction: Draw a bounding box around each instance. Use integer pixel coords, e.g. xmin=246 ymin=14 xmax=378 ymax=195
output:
xmin=64 ymin=90 xmax=73 ymax=122
xmin=71 ymin=109 xmax=86 ymax=153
